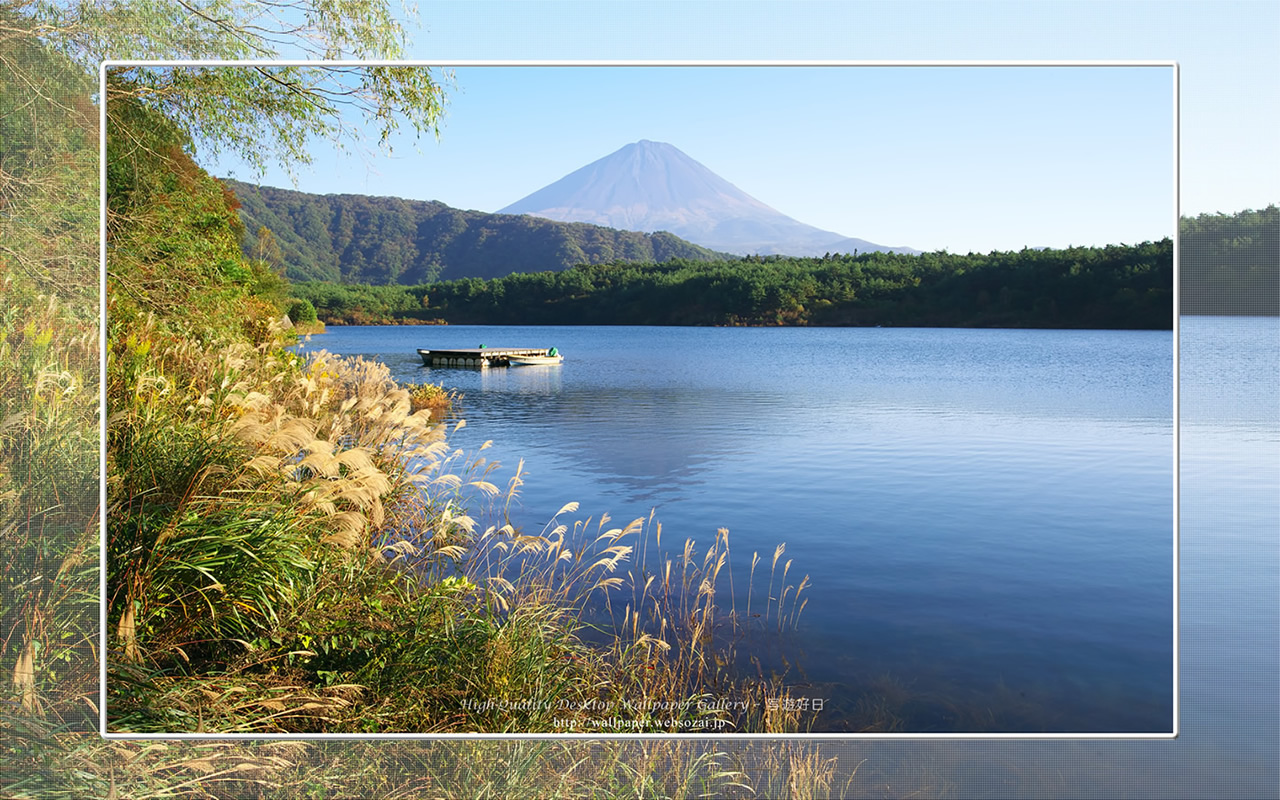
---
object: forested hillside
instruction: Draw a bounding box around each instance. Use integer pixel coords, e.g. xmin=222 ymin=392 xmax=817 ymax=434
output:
xmin=295 ymin=240 xmax=1174 ymax=329
xmin=230 ymin=179 xmax=1272 ymax=320
xmin=281 ymin=204 xmax=1280 ymax=326
xmin=228 ymin=180 xmax=730 ymax=284
xmin=1180 ymin=205 xmax=1278 ymax=315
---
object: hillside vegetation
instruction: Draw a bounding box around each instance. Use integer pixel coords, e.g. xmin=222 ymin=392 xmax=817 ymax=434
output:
xmin=297 ymin=241 xmax=1175 ymax=329
xmin=0 ymin=20 xmax=101 ymax=747
xmin=284 ymin=205 xmax=1280 ymax=327
xmin=0 ymin=6 xmax=881 ymax=797
xmin=242 ymin=175 xmax=1274 ymax=324
xmin=1180 ymin=205 xmax=1278 ymax=315
xmin=100 ymin=86 xmax=810 ymax=744
xmin=228 ymin=180 xmax=731 ymax=284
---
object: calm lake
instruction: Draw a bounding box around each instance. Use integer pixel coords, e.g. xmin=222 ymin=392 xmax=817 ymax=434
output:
xmin=298 ymin=323 xmax=1175 ymax=734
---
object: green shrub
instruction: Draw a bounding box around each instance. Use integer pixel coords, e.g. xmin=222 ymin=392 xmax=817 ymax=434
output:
xmin=288 ymin=297 xmax=319 ymax=324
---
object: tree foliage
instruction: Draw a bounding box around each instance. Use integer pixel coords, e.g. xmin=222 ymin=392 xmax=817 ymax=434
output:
xmin=1180 ymin=205 xmax=1278 ymax=315
xmin=103 ymin=84 xmax=302 ymax=344
xmin=104 ymin=63 xmax=449 ymax=181
xmin=275 ymin=202 xmax=1278 ymax=325
xmin=27 ymin=1 xmax=451 ymax=181
xmin=297 ymin=240 xmax=1175 ymax=330
xmin=0 ymin=6 xmax=99 ymax=294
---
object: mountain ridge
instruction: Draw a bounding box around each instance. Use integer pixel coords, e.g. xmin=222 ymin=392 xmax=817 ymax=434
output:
xmin=225 ymin=179 xmax=732 ymax=285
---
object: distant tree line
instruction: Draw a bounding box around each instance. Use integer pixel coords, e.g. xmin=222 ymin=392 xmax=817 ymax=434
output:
xmin=293 ymin=240 xmax=1175 ymax=329
xmin=1180 ymin=205 xmax=1278 ymax=315
xmin=228 ymin=179 xmax=730 ymax=285
xmin=287 ymin=204 xmax=1280 ymax=327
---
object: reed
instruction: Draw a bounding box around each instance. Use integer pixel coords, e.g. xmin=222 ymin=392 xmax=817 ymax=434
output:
xmin=0 ymin=287 xmax=100 ymax=729
xmin=10 ymin=735 xmax=884 ymax=800
xmin=0 ymin=69 xmax=851 ymax=799
xmin=96 ymin=306 xmax=815 ymax=736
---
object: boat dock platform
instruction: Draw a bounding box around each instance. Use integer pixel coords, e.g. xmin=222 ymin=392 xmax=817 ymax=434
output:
xmin=418 ymin=347 xmax=552 ymax=367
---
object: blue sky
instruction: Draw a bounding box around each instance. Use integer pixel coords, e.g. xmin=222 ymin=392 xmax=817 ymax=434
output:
xmin=209 ymin=1 xmax=1276 ymax=254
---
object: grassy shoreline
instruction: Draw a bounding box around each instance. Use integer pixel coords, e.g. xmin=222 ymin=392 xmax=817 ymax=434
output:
xmin=104 ymin=326 xmax=810 ymax=735
xmin=1 ymin=282 xmax=881 ymax=800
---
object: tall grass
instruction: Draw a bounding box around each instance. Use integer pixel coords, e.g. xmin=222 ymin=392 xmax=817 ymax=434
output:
xmin=0 ymin=20 xmax=877 ymax=794
xmin=0 ymin=287 xmax=100 ymax=728
xmin=104 ymin=325 xmax=812 ymax=735
xmin=8 ymin=736 xmax=905 ymax=800
xmin=0 ymin=277 xmax=888 ymax=800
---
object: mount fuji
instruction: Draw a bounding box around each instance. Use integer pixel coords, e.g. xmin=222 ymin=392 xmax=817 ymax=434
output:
xmin=499 ymin=140 xmax=915 ymax=257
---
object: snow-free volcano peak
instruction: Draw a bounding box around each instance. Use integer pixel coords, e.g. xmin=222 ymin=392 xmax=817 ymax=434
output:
xmin=499 ymin=141 xmax=915 ymax=256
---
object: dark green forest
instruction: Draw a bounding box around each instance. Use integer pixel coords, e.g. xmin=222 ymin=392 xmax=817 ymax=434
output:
xmin=1180 ymin=205 xmax=1278 ymax=315
xmin=292 ymin=241 xmax=1175 ymax=329
xmin=285 ymin=204 xmax=1280 ymax=328
xmin=228 ymin=180 xmax=730 ymax=284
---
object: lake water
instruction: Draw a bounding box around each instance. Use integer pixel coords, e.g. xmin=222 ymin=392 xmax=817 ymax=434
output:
xmin=298 ymin=323 xmax=1177 ymax=735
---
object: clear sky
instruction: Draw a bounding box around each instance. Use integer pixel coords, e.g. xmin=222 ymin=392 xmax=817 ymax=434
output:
xmin=208 ymin=1 xmax=1276 ymax=255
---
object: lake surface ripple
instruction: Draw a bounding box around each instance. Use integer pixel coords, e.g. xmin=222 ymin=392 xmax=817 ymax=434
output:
xmin=299 ymin=324 xmax=1179 ymax=737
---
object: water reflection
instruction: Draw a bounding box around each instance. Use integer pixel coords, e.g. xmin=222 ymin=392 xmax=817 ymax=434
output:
xmin=477 ymin=363 xmax=564 ymax=395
